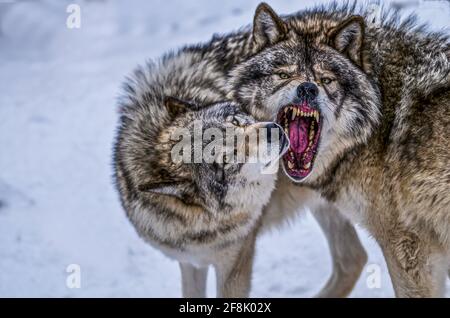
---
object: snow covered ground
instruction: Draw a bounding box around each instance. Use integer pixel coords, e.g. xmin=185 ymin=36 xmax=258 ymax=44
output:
xmin=0 ymin=0 xmax=449 ymax=298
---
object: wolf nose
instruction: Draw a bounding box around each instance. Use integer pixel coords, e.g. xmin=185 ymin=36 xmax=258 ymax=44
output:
xmin=297 ymin=82 xmax=318 ymax=101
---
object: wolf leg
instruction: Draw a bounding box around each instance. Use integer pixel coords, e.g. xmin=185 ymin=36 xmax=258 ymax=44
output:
xmin=313 ymin=204 xmax=367 ymax=298
xmin=214 ymin=229 xmax=258 ymax=298
xmin=380 ymin=230 xmax=447 ymax=298
xmin=179 ymin=262 xmax=208 ymax=298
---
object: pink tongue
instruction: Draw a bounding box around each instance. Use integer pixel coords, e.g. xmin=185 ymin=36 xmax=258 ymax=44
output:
xmin=289 ymin=119 xmax=309 ymax=154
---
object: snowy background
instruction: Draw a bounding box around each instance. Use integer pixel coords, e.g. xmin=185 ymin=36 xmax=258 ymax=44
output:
xmin=0 ymin=0 xmax=449 ymax=298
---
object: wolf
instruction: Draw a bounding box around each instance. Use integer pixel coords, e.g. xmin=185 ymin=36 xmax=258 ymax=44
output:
xmin=228 ymin=2 xmax=450 ymax=297
xmin=115 ymin=91 xmax=288 ymax=297
xmin=114 ymin=3 xmax=369 ymax=297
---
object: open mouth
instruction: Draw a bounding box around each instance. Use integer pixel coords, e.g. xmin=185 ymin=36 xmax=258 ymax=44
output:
xmin=277 ymin=101 xmax=321 ymax=181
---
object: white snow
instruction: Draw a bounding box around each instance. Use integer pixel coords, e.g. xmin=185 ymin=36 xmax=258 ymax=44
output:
xmin=0 ymin=0 xmax=448 ymax=298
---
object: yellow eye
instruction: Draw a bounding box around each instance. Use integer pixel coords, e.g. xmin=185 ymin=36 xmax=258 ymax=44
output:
xmin=278 ymin=73 xmax=290 ymax=80
xmin=231 ymin=118 xmax=240 ymax=126
xmin=321 ymin=77 xmax=333 ymax=85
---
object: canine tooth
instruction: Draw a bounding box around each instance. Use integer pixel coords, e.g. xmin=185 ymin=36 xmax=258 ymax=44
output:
xmin=288 ymin=161 xmax=294 ymax=169
xmin=291 ymin=109 xmax=296 ymax=120
xmin=315 ymin=111 xmax=319 ymax=122
xmin=304 ymin=162 xmax=311 ymax=169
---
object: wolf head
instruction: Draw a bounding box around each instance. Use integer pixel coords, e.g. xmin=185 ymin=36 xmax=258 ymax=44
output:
xmin=229 ymin=7 xmax=381 ymax=183
xmin=121 ymin=97 xmax=288 ymax=215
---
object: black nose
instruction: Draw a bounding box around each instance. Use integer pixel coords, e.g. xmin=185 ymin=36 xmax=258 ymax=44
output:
xmin=297 ymin=82 xmax=318 ymax=101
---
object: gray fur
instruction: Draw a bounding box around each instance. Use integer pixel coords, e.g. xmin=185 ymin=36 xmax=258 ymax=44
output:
xmin=229 ymin=2 xmax=450 ymax=297
xmin=114 ymin=3 xmax=369 ymax=298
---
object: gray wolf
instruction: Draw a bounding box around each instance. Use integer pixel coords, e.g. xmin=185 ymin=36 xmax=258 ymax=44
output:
xmin=228 ymin=2 xmax=450 ymax=297
xmin=113 ymin=34 xmax=290 ymax=296
xmin=115 ymin=93 xmax=287 ymax=297
xmin=114 ymin=3 xmax=368 ymax=298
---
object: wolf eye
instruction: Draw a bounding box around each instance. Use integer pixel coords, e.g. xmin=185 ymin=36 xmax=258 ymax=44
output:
xmin=227 ymin=115 xmax=246 ymax=127
xmin=232 ymin=118 xmax=240 ymax=126
xmin=321 ymin=77 xmax=333 ymax=85
xmin=278 ymin=73 xmax=290 ymax=80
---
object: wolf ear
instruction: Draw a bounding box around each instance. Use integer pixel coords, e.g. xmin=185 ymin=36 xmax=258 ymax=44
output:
xmin=138 ymin=180 xmax=187 ymax=201
xmin=164 ymin=96 xmax=193 ymax=118
xmin=252 ymin=3 xmax=288 ymax=50
xmin=328 ymin=16 xmax=365 ymax=68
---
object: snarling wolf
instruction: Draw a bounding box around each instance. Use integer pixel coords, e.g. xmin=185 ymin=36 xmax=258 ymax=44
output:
xmin=114 ymin=3 xmax=369 ymax=298
xmin=229 ymin=2 xmax=450 ymax=297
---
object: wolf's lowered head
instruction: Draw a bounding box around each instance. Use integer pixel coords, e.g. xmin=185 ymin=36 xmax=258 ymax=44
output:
xmin=229 ymin=11 xmax=381 ymax=183
xmin=116 ymin=96 xmax=288 ymax=222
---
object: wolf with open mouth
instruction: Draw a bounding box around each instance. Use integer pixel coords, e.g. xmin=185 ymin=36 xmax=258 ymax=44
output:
xmin=114 ymin=2 xmax=370 ymax=298
xmin=229 ymin=2 xmax=450 ymax=297
xmin=229 ymin=20 xmax=379 ymax=183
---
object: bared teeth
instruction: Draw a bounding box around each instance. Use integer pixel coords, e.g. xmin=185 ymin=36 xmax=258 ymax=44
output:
xmin=291 ymin=108 xmax=297 ymax=120
xmin=282 ymin=107 xmax=319 ymax=124
xmin=304 ymin=162 xmax=311 ymax=169
xmin=288 ymin=161 xmax=294 ymax=169
xmin=314 ymin=111 xmax=319 ymax=122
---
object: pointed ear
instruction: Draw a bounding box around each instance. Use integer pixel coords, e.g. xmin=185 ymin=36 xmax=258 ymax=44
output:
xmin=252 ymin=3 xmax=288 ymax=50
xmin=164 ymin=96 xmax=193 ymax=118
xmin=138 ymin=180 xmax=187 ymax=201
xmin=328 ymin=16 xmax=365 ymax=68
